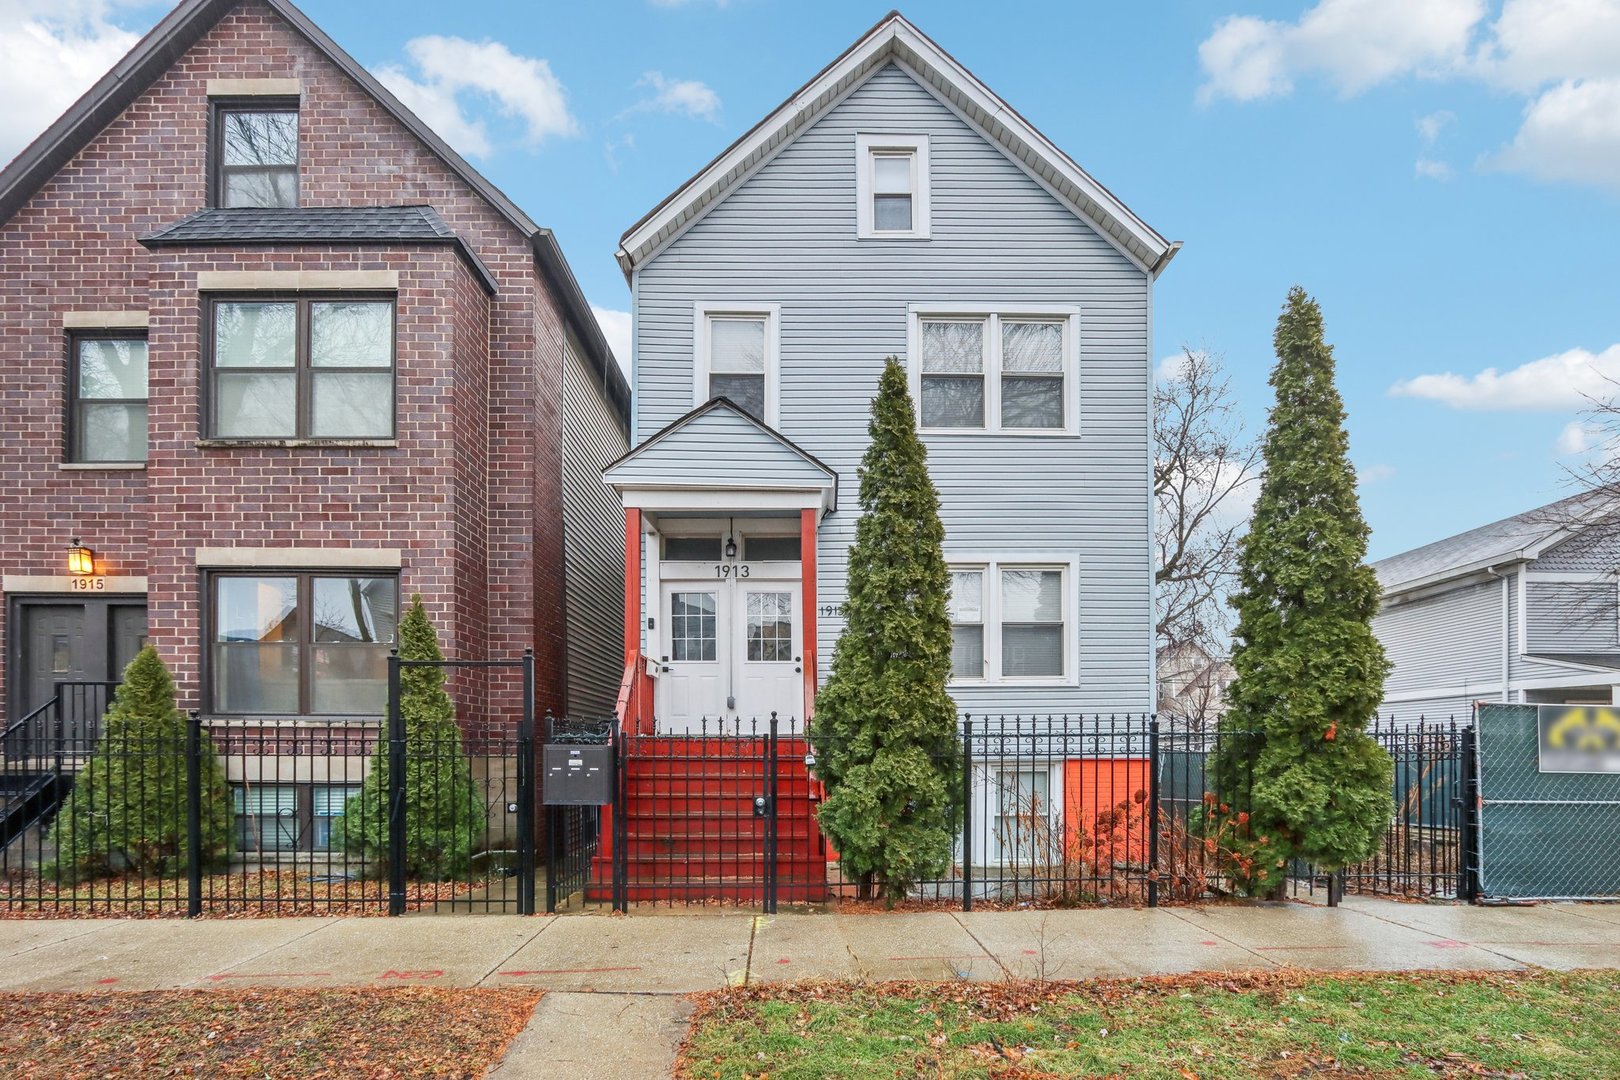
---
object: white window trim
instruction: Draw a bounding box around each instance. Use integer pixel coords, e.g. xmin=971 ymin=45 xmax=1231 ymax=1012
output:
xmin=907 ymin=305 xmax=1081 ymax=436
xmin=946 ymin=554 xmax=1079 ymax=686
xmin=970 ymin=761 xmax=1065 ymax=867
xmin=855 ymin=133 xmax=931 ymax=239
xmin=693 ymin=303 xmax=781 ymax=427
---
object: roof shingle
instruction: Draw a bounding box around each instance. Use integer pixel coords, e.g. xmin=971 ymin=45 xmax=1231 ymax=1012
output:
xmin=139 ymin=206 xmax=497 ymax=295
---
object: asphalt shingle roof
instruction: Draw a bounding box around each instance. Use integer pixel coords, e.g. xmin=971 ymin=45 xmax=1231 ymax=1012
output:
xmin=1372 ymin=491 xmax=1612 ymax=594
xmin=141 ymin=205 xmax=458 ymax=244
xmin=139 ymin=206 xmax=496 ymax=294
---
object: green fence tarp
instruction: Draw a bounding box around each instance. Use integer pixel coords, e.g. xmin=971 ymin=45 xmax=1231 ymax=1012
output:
xmin=1477 ymin=704 xmax=1620 ymax=899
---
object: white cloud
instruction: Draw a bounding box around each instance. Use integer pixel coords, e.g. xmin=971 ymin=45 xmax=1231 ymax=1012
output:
xmin=1389 ymin=343 xmax=1620 ymax=409
xmin=1474 ymin=0 xmax=1620 ymax=91
xmin=1556 ymin=419 xmax=1605 ymax=454
xmin=0 ymin=1 xmax=151 ymax=165
xmin=1359 ymin=463 xmax=1398 ymax=483
xmin=375 ymin=36 xmax=577 ymax=161
xmin=1417 ymin=108 xmax=1456 ymax=142
xmin=590 ymin=305 xmax=632 ymax=376
xmin=1488 ymin=77 xmax=1620 ymax=190
xmin=1415 ymin=157 xmax=1456 ymax=179
xmin=1197 ymin=0 xmax=1485 ymax=103
xmin=624 ymin=72 xmax=722 ymax=122
xmin=1199 ymin=0 xmax=1620 ymax=193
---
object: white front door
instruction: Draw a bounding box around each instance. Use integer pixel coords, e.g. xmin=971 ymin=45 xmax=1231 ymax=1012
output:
xmin=657 ymin=584 xmax=727 ymax=729
xmin=734 ymin=583 xmax=803 ymax=723
xmin=656 ymin=577 xmax=803 ymax=732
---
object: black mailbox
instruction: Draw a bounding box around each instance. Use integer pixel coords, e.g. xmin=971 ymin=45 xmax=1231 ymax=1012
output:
xmin=543 ymin=744 xmax=613 ymax=805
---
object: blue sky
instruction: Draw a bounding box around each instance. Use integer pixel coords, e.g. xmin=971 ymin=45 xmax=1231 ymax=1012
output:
xmin=6 ymin=0 xmax=1619 ymax=560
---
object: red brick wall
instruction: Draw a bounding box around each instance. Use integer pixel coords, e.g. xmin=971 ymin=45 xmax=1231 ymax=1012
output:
xmin=0 ymin=0 xmax=569 ymax=731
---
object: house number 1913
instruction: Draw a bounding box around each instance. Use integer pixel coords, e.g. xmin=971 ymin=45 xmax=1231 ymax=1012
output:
xmin=714 ymin=564 xmax=751 ymax=578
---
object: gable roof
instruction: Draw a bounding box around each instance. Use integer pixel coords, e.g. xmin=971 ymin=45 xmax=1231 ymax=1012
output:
xmin=1373 ymin=491 xmax=1617 ymax=595
xmin=603 ymin=397 xmax=839 ymax=513
xmin=140 ymin=205 xmax=499 ymax=294
xmin=0 ymin=0 xmax=628 ymax=426
xmin=617 ymin=10 xmax=1179 ymax=281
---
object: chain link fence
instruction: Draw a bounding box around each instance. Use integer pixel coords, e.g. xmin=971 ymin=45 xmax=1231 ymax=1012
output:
xmin=1476 ymin=703 xmax=1620 ymax=900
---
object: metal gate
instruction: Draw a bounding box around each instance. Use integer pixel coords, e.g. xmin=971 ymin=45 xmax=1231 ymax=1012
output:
xmin=542 ymin=716 xmax=823 ymax=912
xmin=1476 ymin=703 xmax=1620 ymax=900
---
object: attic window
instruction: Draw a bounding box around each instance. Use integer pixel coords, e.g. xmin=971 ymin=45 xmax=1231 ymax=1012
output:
xmin=856 ymin=134 xmax=930 ymax=239
xmin=213 ymin=101 xmax=299 ymax=208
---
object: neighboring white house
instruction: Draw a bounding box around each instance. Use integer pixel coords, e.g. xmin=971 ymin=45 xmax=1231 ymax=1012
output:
xmin=1157 ymin=642 xmax=1234 ymax=721
xmin=604 ymin=11 xmax=1179 ymax=732
xmin=1373 ymin=493 xmax=1620 ymax=723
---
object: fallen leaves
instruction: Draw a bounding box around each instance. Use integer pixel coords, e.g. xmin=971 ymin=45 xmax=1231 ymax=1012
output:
xmin=0 ymin=986 xmax=541 ymax=1078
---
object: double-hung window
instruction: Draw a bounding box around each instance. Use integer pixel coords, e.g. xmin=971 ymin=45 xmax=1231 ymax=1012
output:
xmin=695 ymin=305 xmax=778 ymax=425
xmin=68 ymin=333 xmax=147 ymax=463
xmin=856 ymin=134 xmax=930 ymax=238
xmin=210 ymin=572 xmax=398 ymax=716
xmin=209 ymin=296 xmax=395 ymax=440
xmin=213 ymin=102 xmax=299 ymax=208
xmin=948 ymin=569 xmax=986 ymax=680
xmin=946 ymin=559 xmax=1074 ymax=684
xmin=911 ymin=308 xmax=1079 ymax=433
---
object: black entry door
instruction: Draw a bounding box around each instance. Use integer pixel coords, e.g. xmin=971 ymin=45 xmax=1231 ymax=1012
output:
xmin=11 ymin=599 xmax=148 ymax=733
xmin=21 ymin=606 xmax=88 ymax=718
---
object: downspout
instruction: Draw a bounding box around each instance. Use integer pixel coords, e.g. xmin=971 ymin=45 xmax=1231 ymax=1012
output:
xmin=1487 ymin=565 xmax=1509 ymax=702
xmin=1144 ymin=267 xmax=1158 ymax=715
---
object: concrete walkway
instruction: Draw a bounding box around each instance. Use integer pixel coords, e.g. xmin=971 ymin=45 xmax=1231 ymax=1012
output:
xmin=4 ymin=897 xmax=1620 ymax=1077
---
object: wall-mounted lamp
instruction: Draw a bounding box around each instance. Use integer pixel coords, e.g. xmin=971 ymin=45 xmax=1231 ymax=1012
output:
xmin=66 ymin=538 xmax=96 ymax=576
xmin=724 ymin=535 xmax=738 ymax=560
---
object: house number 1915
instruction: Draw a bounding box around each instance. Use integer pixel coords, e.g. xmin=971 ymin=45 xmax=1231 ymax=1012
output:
xmin=70 ymin=577 xmax=106 ymax=591
xmin=714 ymin=564 xmax=751 ymax=578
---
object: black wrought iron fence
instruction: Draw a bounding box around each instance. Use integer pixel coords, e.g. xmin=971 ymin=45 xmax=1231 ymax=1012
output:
xmin=0 ymin=657 xmax=545 ymax=916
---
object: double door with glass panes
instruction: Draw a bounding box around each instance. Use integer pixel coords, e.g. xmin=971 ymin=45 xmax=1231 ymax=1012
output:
xmin=657 ymin=578 xmax=803 ymax=732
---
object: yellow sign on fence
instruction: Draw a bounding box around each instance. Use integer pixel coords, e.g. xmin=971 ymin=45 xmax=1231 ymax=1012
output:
xmin=1538 ymin=705 xmax=1620 ymax=774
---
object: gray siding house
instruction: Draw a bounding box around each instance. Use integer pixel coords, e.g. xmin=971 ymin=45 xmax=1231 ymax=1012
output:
xmin=1373 ymin=494 xmax=1620 ymax=723
xmin=603 ymin=12 xmax=1177 ymax=732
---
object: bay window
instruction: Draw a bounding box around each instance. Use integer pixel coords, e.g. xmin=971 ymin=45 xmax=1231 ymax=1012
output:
xmin=209 ymin=296 xmax=395 ymax=440
xmin=910 ymin=308 xmax=1079 ymax=433
xmin=210 ymin=572 xmax=398 ymax=716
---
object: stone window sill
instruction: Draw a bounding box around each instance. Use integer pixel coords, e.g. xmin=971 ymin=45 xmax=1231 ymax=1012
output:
xmin=59 ymin=462 xmax=146 ymax=471
xmin=195 ymin=439 xmax=399 ymax=450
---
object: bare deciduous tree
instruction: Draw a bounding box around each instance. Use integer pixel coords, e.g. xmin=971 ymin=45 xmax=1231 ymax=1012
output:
xmin=1154 ymin=347 xmax=1259 ymax=652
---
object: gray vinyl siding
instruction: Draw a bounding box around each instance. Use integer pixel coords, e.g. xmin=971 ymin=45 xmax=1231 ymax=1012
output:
xmin=1374 ymin=579 xmax=1504 ymax=704
xmin=634 ymin=62 xmax=1152 ymax=713
xmin=606 ymin=406 xmax=832 ymax=489
xmin=1533 ymin=528 xmax=1620 ymax=572
xmin=562 ymin=334 xmax=630 ymax=717
xmin=1525 ymin=580 xmax=1619 ymax=653
xmin=1381 ymin=696 xmax=1477 ymax=726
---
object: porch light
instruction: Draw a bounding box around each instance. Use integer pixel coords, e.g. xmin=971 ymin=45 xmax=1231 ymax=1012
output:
xmin=66 ymin=538 xmax=96 ymax=576
xmin=724 ymin=535 xmax=738 ymax=560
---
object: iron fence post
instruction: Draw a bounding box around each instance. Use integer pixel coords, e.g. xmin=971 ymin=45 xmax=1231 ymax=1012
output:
xmin=1459 ymin=723 xmax=1481 ymax=902
xmin=386 ymin=652 xmax=406 ymax=917
xmin=517 ymin=651 xmax=536 ymax=916
xmin=1148 ymin=713 xmax=1161 ymax=908
xmin=518 ymin=655 xmax=537 ymax=915
xmin=766 ymin=713 xmax=779 ymax=915
xmin=186 ymin=710 xmax=203 ymax=918
xmin=961 ymin=716 xmax=973 ymax=913
xmin=612 ymin=723 xmax=627 ymax=913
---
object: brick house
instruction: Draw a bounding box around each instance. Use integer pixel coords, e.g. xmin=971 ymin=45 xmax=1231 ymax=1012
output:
xmin=0 ymin=0 xmax=629 ymax=844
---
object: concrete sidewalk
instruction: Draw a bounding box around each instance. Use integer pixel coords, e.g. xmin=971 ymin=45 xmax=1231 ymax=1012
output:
xmin=4 ymin=897 xmax=1619 ymax=1077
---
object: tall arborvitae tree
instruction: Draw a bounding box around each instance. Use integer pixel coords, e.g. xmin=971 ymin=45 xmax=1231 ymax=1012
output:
xmin=1211 ymin=287 xmax=1394 ymax=895
xmin=50 ymin=646 xmax=232 ymax=882
xmin=811 ymin=357 xmax=962 ymax=903
xmin=334 ymin=595 xmax=482 ymax=880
